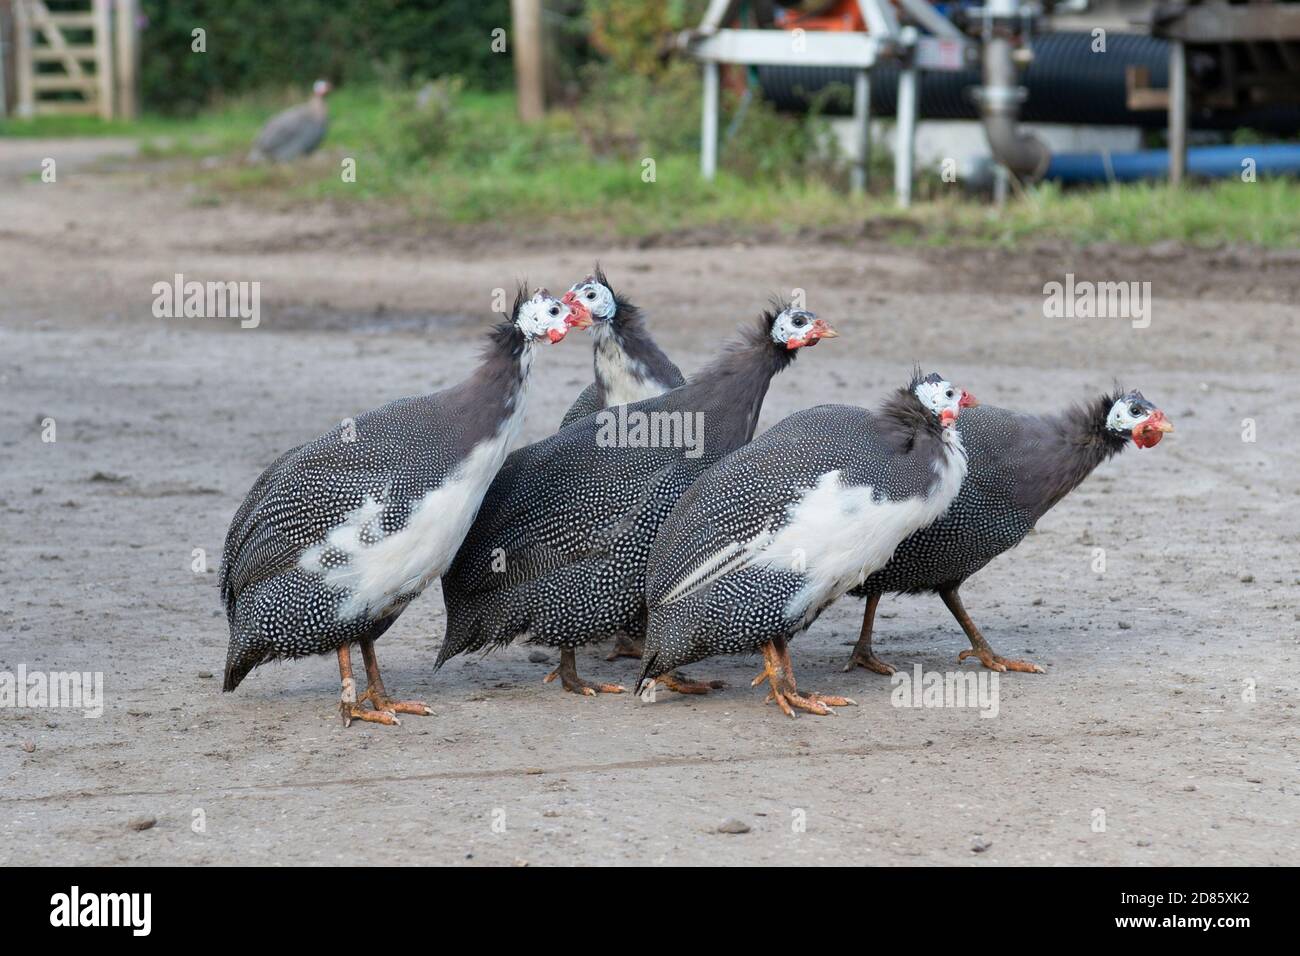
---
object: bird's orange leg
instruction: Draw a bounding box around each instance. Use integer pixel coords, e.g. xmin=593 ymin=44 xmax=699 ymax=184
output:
xmin=942 ymin=587 xmax=1045 ymax=674
xmin=543 ymin=647 xmax=625 ymax=696
xmin=842 ymin=592 xmax=897 ymax=674
xmin=337 ymin=644 xmax=398 ymax=727
xmin=751 ymin=637 xmax=856 ymax=717
xmin=356 ymin=639 xmax=434 ymax=719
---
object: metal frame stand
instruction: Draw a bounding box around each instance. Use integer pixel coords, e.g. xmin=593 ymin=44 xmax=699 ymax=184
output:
xmin=894 ymin=63 xmax=919 ymax=207
xmin=701 ymin=61 xmax=719 ymax=180
xmin=1167 ymin=39 xmax=1187 ymax=186
xmin=686 ymin=0 xmax=947 ymax=206
xmin=851 ymin=69 xmax=871 ymax=194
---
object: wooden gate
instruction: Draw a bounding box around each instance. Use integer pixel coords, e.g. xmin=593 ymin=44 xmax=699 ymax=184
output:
xmin=12 ymin=0 xmax=113 ymax=118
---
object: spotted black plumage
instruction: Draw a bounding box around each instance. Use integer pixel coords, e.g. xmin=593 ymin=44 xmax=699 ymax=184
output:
xmin=220 ymin=289 xmax=581 ymax=695
xmin=438 ymin=305 xmax=834 ymax=677
xmin=843 ymin=388 xmax=1171 ymax=674
xmin=558 ymin=269 xmax=684 ymax=429
xmin=637 ymin=373 xmax=971 ymax=688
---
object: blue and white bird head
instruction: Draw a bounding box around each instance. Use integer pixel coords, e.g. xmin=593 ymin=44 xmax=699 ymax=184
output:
xmin=1105 ymin=390 xmax=1173 ymax=448
xmin=769 ymin=307 xmax=838 ymax=350
xmin=513 ymin=288 xmax=591 ymax=344
xmin=913 ymin=372 xmax=977 ymax=428
xmin=562 ymin=270 xmax=618 ymax=329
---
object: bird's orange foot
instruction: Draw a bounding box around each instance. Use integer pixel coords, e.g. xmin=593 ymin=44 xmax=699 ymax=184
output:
xmin=605 ymin=634 xmax=644 ymax=661
xmin=751 ymin=645 xmax=856 ymax=718
xmin=543 ymin=649 xmax=625 ymax=696
xmin=340 ymin=701 xmax=400 ymax=728
xmin=655 ymin=671 xmax=726 ymax=695
xmin=842 ymin=649 xmax=897 ymax=675
xmin=765 ymin=689 xmax=856 ymax=717
xmin=543 ymin=668 xmax=625 ymax=696
xmin=958 ymin=647 xmax=1045 ymax=673
xmin=359 ymin=689 xmax=434 ymax=717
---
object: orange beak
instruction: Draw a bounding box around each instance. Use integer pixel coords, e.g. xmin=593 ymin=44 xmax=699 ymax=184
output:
xmin=1133 ymin=409 xmax=1173 ymax=449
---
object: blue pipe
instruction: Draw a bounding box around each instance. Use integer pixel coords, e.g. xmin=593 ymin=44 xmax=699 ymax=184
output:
xmin=1046 ymin=144 xmax=1300 ymax=184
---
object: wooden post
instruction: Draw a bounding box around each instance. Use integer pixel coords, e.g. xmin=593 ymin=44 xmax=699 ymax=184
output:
xmin=14 ymin=0 xmax=32 ymax=117
xmin=510 ymin=0 xmax=544 ymax=122
xmin=93 ymin=0 xmax=111 ymax=119
xmin=113 ymin=0 xmax=136 ymax=119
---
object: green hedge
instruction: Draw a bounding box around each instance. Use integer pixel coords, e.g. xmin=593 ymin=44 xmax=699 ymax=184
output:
xmin=140 ymin=0 xmax=512 ymax=114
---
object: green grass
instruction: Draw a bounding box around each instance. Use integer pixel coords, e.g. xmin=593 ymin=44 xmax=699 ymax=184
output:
xmin=4 ymin=84 xmax=1298 ymax=247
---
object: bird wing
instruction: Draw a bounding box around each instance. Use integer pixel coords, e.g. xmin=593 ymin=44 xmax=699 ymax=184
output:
xmin=252 ymin=103 xmax=311 ymax=158
xmin=220 ymin=395 xmax=461 ymax=609
xmin=558 ymin=382 xmax=602 ymax=429
xmin=643 ymin=350 xmax=686 ymax=391
xmin=647 ymin=404 xmax=908 ymax=607
xmin=444 ymin=416 xmax=684 ymax=600
xmin=558 ymin=353 xmax=684 ymax=430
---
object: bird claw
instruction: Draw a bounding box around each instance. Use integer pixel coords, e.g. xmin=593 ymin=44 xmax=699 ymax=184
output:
xmin=655 ymin=671 xmax=725 ymax=695
xmin=764 ymin=688 xmax=851 ymax=717
xmin=958 ymin=648 xmax=1045 ymax=673
xmin=544 ymin=666 xmax=624 ymax=696
xmin=753 ymin=650 xmax=855 ymax=718
xmin=387 ymin=700 xmax=434 ymax=715
xmin=842 ymin=651 xmax=897 ymax=675
xmin=340 ymin=702 xmax=400 ymax=728
xmin=358 ymin=689 xmax=433 ymax=716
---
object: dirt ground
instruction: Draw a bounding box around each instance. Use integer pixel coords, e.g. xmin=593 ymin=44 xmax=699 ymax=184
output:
xmin=1 ymin=144 xmax=1297 ymax=866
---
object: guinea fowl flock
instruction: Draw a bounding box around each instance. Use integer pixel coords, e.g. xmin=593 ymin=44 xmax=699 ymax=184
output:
xmin=221 ymin=268 xmax=1173 ymax=722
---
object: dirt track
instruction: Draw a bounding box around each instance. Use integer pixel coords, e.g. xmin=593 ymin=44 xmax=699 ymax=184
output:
xmin=1 ymin=150 xmax=1297 ymax=866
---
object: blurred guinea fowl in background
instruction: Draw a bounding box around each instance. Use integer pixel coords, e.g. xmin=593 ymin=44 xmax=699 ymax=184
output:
xmin=248 ymin=79 xmax=332 ymax=163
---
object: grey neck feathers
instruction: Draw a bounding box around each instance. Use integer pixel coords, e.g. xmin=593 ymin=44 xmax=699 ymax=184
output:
xmin=1017 ymin=392 xmax=1129 ymax=519
xmin=455 ymin=323 xmax=533 ymax=428
xmin=594 ymin=297 xmax=681 ymax=397
xmin=875 ymin=388 xmax=947 ymax=456
xmin=672 ymin=316 xmax=800 ymax=445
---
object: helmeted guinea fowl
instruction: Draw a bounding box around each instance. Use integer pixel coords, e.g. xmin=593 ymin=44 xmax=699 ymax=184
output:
xmin=248 ymin=79 xmax=331 ymax=163
xmin=558 ymin=269 xmax=684 ymax=430
xmin=637 ymin=373 xmax=976 ymax=717
xmin=557 ymin=270 xmax=685 ymax=663
xmin=842 ymin=388 xmax=1173 ymax=676
xmin=438 ymin=303 xmax=839 ymax=696
xmin=220 ymin=289 xmax=591 ymax=726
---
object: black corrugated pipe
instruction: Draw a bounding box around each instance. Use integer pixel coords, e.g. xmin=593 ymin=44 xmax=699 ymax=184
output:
xmin=755 ymin=33 xmax=1300 ymax=133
